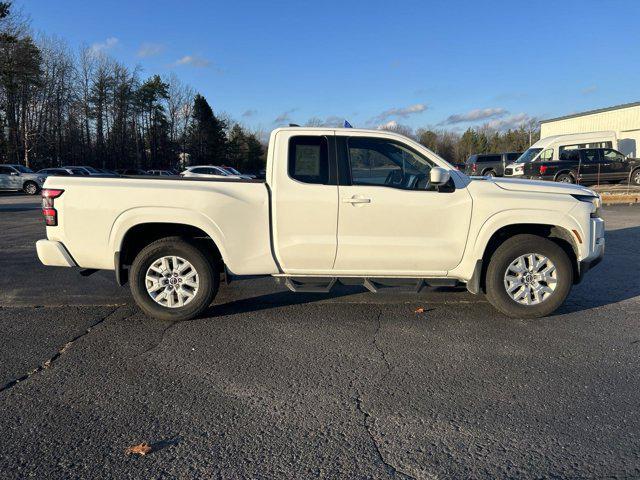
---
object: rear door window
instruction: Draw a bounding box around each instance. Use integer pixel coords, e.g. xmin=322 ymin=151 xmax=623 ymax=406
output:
xmin=288 ymin=136 xmax=329 ymax=184
xmin=582 ymin=149 xmax=601 ymax=163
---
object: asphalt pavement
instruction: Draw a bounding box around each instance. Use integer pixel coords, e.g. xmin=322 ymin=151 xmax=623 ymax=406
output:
xmin=1 ymin=193 xmax=639 ymax=478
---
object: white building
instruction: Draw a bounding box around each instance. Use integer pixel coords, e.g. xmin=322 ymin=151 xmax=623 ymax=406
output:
xmin=540 ymin=102 xmax=640 ymax=157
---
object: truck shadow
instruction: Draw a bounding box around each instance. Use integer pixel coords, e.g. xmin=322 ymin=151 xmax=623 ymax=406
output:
xmin=208 ymin=225 xmax=640 ymax=317
xmin=559 ymin=224 xmax=640 ymax=314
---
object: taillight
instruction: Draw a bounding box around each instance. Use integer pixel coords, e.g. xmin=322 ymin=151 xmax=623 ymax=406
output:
xmin=539 ymin=165 xmax=548 ymax=175
xmin=41 ymin=189 xmax=64 ymax=226
xmin=471 ymin=163 xmax=477 ymax=173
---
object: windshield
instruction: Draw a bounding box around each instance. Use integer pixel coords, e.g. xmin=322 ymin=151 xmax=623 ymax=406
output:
xmin=81 ymin=166 xmax=100 ymax=173
xmin=15 ymin=166 xmax=34 ymax=173
xmin=515 ymin=148 xmax=542 ymax=164
xmin=225 ymin=167 xmax=241 ymax=175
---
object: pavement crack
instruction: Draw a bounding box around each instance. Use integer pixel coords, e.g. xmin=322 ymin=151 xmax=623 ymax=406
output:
xmin=134 ymin=320 xmax=181 ymax=358
xmin=0 ymin=306 xmax=121 ymax=395
xmin=353 ymin=389 xmax=416 ymax=480
xmin=373 ymin=310 xmax=393 ymax=380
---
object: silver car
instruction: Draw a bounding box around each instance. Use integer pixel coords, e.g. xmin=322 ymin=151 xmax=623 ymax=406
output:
xmin=0 ymin=164 xmax=46 ymax=195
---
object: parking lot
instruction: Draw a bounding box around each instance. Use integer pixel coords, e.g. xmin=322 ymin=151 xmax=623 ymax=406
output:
xmin=0 ymin=193 xmax=639 ymax=478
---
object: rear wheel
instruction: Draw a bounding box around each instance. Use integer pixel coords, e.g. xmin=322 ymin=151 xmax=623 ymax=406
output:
xmin=130 ymin=237 xmax=219 ymax=321
xmin=631 ymin=168 xmax=640 ymax=186
xmin=555 ymin=173 xmax=574 ymax=184
xmin=484 ymin=170 xmax=496 ymax=178
xmin=485 ymin=234 xmax=573 ymax=318
xmin=23 ymin=181 xmax=39 ymax=195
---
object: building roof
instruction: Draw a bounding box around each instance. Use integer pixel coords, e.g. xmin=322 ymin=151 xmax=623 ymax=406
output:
xmin=540 ymin=101 xmax=640 ymax=124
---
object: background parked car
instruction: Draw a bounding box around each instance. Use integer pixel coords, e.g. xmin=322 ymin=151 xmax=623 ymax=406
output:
xmin=116 ymin=168 xmax=150 ymax=176
xmin=219 ymin=166 xmax=256 ymax=179
xmin=0 ymin=164 xmax=46 ymax=194
xmin=465 ymin=152 xmax=522 ymax=177
xmin=524 ymin=147 xmax=640 ymax=185
xmin=37 ymin=168 xmax=73 ymax=176
xmin=147 ymin=170 xmax=174 ymax=176
xmin=61 ymin=165 xmax=101 ymax=176
xmin=180 ymin=166 xmax=242 ymax=179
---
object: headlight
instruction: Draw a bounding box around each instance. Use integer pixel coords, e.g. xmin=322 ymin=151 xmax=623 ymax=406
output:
xmin=572 ymin=194 xmax=602 ymax=218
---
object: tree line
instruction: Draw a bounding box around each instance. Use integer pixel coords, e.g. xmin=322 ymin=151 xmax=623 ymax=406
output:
xmin=1 ymin=1 xmax=541 ymax=172
xmin=379 ymin=122 xmax=540 ymax=165
xmin=0 ymin=2 xmax=264 ymax=172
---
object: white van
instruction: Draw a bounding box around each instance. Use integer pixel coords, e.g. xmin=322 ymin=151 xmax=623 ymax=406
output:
xmin=504 ymin=131 xmax=617 ymax=177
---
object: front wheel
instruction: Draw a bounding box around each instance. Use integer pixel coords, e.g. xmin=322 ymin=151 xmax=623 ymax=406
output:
xmin=631 ymin=168 xmax=640 ymax=186
xmin=485 ymin=234 xmax=573 ymax=318
xmin=23 ymin=181 xmax=39 ymax=195
xmin=130 ymin=237 xmax=219 ymax=321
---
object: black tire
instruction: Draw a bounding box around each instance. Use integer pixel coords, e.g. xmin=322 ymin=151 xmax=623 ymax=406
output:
xmin=129 ymin=237 xmax=219 ymax=321
xmin=485 ymin=234 xmax=573 ymax=318
xmin=484 ymin=170 xmax=496 ymax=178
xmin=23 ymin=181 xmax=39 ymax=195
xmin=555 ymin=173 xmax=574 ymax=184
xmin=631 ymin=168 xmax=640 ymax=186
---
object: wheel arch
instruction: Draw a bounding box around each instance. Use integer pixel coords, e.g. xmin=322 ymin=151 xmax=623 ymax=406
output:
xmin=554 ymin=170 xmax=576 ymax=182
xmin=110 ymin=208 xmax=227 ymax=285
xmin=478 ymin=223 xmax=580 ymax=291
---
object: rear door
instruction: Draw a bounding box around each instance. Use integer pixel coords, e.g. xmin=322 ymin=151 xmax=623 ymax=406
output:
xmin=577 ymin=149 xmax=602 ymax=183
xmin=270 ymin=130 xmax=339 ymax=273
xmin=333 ymin=134 xmax=472 ymax=275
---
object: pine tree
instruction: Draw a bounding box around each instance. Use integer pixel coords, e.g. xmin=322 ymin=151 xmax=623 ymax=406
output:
xmin=186 ymin=94 xmax=227 ymax=165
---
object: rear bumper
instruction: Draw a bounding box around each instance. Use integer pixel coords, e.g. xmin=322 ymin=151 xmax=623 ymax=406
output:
xmin=36 ymin=239 xmax=77 ymax=267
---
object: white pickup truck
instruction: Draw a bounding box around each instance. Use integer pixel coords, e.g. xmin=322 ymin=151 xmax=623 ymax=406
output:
xmin=36 ymin=127 xmax=605 ymax=320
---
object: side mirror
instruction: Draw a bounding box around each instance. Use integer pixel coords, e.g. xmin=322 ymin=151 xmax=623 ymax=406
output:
xmin=430 ymin=167 xmax=451 ymax=186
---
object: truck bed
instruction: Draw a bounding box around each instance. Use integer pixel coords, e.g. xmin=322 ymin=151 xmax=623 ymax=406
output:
xmin=43 ymin=175 xmax=279 ymax=275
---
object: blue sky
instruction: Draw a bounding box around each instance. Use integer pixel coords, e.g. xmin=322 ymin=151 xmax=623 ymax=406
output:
xmin=17 ymin=0 xmax=640 ymax=133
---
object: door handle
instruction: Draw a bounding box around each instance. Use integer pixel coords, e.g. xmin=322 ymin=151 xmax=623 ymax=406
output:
xmin=342 ymin=195 xmax=371 ymax=204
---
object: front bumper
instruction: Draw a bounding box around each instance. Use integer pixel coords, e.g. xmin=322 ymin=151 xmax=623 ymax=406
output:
xmin=36 ymin=239 xmax=76 ymax=267
xmin=576 ymin=217 xmax=605 ymax=282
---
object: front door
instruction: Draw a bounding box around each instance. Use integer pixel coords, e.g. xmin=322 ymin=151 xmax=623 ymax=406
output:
xmin=601 ymin=148 xmax=628 ymax=181
xmin=334 ymin=136 xmax=472 ymax=276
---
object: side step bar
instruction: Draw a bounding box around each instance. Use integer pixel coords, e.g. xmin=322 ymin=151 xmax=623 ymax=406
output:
xmin=275 ymin=276 xmax=459 ymax=294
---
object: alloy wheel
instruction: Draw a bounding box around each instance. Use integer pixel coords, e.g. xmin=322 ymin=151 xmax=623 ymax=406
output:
xmin=503 ymin=253 xmax=558 ymax=305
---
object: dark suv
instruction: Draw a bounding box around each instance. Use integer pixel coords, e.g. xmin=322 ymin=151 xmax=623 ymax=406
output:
xmin=464 ymin=152 xmax=522 ymax=177
xmin=524 ymin=148 xmax=640 ymax=185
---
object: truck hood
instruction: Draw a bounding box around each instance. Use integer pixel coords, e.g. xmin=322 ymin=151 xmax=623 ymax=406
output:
xmin=476 ymin=176 xmax=596 ymax=196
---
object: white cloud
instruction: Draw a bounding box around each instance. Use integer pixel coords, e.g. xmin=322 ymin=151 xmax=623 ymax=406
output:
xmin=369 ymin=103 xmax=427 ymax=124
xmin=485 ymin=113 xmax=534 ymax=131
xmin=273 ymin=109 xmax=297 ymax=124
xmin=582 ymin=85 xmax=597 ymax=95
xmin=442 ymin=107 xmax=507 ymax=125
xmin=378 ymin=120 xmax=398 ymax=129
xmin=137 ymin=42 xmax=165 ymax=58
xmin=172 ymin=55 xmax=211 ymax=68
xmin=304 ymin=115 xmax=345 ymax=127
xmin=89 ymin=37 xmax=119 ymax=55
